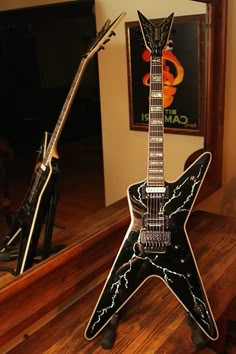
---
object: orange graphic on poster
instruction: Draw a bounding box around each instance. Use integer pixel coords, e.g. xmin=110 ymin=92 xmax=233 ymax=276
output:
xmin=142 ymin=47 xmax=184 ymax=108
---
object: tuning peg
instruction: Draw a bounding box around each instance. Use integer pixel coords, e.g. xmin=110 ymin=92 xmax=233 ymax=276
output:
xmin=103 ymin=38 xmax=110 ymax=45
xmin=98 ymin=45 xmax=105 ymax=51
xmin=166 ymin=39 xmax=174 ymax=51
xmin=109 ymin=31 xmax=116 ymax=37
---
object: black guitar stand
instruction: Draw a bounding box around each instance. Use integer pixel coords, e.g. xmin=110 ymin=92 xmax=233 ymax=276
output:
xmin=100 ymin=310 xmax=207 ymax=351
xmin=185 ymin=312 xmax=207 ymax=351
xmin=0 ymin=164 xmax=66 ymax=276
xmin=101 ymin=312 xmax=120 ymax=350
xmin=19 ymin=182 xmax=66 ymax=272
xmin=37 ymin=185 xmax=65 ymax=261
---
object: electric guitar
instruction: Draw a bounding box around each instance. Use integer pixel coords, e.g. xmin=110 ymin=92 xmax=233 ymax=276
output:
xmin=0 ymin=12 xmax=126 ymax=276
xmin=85 ymin=11 xmax=218 ymax=342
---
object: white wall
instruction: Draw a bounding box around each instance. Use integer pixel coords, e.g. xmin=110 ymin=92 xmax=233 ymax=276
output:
xmin=95 ymin=0 xmax=205 ymax=205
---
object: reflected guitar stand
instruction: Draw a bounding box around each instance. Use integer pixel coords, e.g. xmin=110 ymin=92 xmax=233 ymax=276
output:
xmin=100 ymin=311 xmax=207 ymax=351
xmin=0 ymin=159 xmax=66 ymax=276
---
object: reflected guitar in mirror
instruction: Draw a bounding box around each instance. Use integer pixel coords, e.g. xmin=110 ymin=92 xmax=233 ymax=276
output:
xmin=85 ymin=11 xmax=218 ymax=345
xmin=0 ymin=12 xmax=126 ymax=276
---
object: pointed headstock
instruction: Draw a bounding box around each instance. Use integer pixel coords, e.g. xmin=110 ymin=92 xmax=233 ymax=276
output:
xmin=85 ymin=12 xmax=126 ymax=60
xmin=137 ymin=11 xmax=174 ymax=57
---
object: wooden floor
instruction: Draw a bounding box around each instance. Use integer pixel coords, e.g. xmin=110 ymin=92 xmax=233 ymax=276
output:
xmin=7 ymin=290 xmax=236 ymax=354
xmin=5 ymin=211 xmax=236 ymax=354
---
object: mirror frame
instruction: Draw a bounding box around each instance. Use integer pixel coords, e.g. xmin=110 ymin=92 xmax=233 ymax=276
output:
xmin=188 ymin=0 xmax=227 ymax=201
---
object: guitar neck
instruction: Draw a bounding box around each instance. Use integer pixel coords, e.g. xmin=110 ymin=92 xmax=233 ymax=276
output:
xmin=42 ymin=56 xmax=88 ymax=166
xmin=147 ymin=56 xmax=165 ymax=187
xmin=39 ymin=11 xmax=126 ymax=169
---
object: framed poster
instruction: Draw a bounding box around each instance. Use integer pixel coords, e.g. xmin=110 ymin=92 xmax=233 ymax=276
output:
xmin=125 ymin=14 xmax=206 ymax=135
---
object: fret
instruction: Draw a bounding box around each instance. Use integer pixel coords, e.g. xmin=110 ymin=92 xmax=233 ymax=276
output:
xmin=149 ymin=157 xmax=162 ymax=161
xmin=148 ymin=178 xmax=164 ymax=185
xmin=149 ymin=167 xmax=163 ymax=171
xmin=149 ymin=157 xmax=163 ymax=162
xmin=153 ymin=176 xmax=163 ymax=180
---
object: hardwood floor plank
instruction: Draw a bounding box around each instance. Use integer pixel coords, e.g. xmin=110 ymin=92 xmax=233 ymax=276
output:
xmin=6 ymin=211 xmax=236 ymax=354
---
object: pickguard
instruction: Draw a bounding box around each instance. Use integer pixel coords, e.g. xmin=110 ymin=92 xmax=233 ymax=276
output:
xmin=85 ymin=152 xmax=218 ymax=341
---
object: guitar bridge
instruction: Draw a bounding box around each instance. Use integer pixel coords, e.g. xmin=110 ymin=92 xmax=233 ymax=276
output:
xmin=140 ymin=230 xmax=171 ymax=253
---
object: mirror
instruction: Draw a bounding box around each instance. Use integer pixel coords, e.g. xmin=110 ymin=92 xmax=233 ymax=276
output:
xmin=0 ymin=0 xmax=227 ymax=287
xmin=186 ymin=0 xmax=227 ymax=202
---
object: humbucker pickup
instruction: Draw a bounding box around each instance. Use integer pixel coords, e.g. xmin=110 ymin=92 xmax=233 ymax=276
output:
xmin=142 ymin=212 xmax=169 ymax=229
xmin=142 ymin=185 xmax=169 ymax=199
xmin=146 ymin=187 xmax=166 ymax=193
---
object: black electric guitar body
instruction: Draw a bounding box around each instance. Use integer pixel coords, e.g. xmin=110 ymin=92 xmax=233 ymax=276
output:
xmin=0 ymin=12 xmax=126 ymax=275
xmin=0 ymin=132 xmax=59 ymax=275
xmin=85 ymin=11 xmax=218 ymax=342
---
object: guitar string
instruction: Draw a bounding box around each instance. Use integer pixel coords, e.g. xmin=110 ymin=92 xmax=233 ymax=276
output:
xmin=160 ymin=57 xmax=165 ymax=247
xmin=155 ymin=57 xmax=164 ymax=248
xmin=147 ymin=56 xmax=151 ymax=246
xmin=157 ymin=57 xmax=160 ymax=247
xmin=150 ymin=56 xmax=155 ymax=249
xmin=149 ymin=56 xmax=164 ymax=249
xmin=149 ymin=56 xmax=153 ymax=246
xmin=154 ymin=57 xmax=158 ymax=247
xmin=147 ymin=55 xmax=164 ymax=249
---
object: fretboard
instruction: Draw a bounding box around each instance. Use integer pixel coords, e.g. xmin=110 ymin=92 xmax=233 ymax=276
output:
xmin=147 ymin=56 xmax=164 ymax=187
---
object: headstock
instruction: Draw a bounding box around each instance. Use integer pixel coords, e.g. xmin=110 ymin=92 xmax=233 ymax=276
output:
xmin=86 ymin=12 xmax=126 ymax=60
xmin=137 ymin=11 xmax=174 ymax=57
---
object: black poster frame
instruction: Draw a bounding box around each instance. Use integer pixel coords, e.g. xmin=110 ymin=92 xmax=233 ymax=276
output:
xmin=125 ymin=14 xmax=206 ymax=135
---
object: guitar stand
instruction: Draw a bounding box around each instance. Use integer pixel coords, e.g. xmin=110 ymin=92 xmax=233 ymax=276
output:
xmin=0 ymin=181 xmax=66 ymax=275
xmin=32 ymin=185 xmax=66 ymax=263
xmin=100 ymin=311 xmax=207 ymax=351
xmin=185 ymin=312 xmax=207 ymax=351
xmin=101 ymin=312 xmax=120 ymax=350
